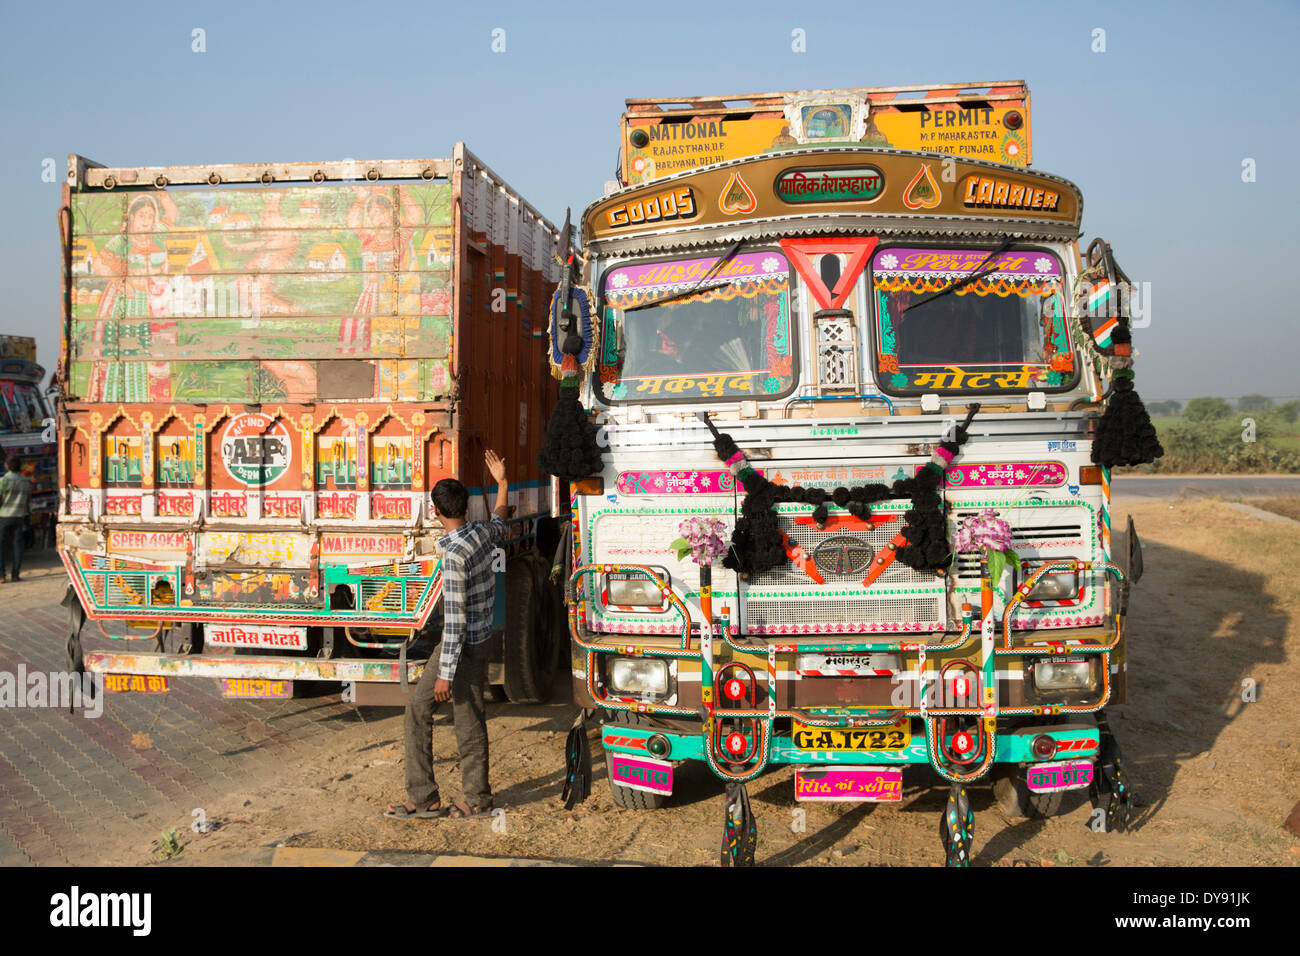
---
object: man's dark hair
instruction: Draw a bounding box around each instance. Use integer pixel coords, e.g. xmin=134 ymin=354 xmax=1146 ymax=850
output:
xmin=431 ymin=478 xmax=468 ymax=519
xmin=5 ymin=456 xmax=19 ymax=473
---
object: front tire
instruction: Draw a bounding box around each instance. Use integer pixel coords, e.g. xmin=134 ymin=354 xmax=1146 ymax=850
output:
xmin=502 ymin=556 xmax=555 ymax=703
xmin=604 ymin=711 xmax=666 ymax=810
xmin=992 ymin=765 xmax=1065 ymax=819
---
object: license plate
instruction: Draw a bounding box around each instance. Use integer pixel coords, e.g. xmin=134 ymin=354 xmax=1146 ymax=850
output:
xmin=609 ymin=754 xmax=673 ymax=795
xmin=221 ymin=678 xmax=293 ymax=699
xmin=795 ymin=767 xmax=903 ymax=802
xmin=104 ymin=674 xmax=169 ymax=694
xmin=797 ymin=652 xmax=899 ymax=677
xmin=792 ymin=716 xmax=911 ymax=751
xmin=206 ymin=624 xmax=307 ymax=651
xmin=1026 ymin=760 xmax=1094 ymax=793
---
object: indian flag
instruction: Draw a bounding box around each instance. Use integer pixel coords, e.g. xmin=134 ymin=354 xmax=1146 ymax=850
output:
xmin=1088 ymin=281 xmax=1120 ymax=347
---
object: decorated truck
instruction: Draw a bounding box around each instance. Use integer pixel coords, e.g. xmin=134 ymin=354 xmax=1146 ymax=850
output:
xmin=0 ymin=335 xmax=57 ymax=545
xmin=58 ymin=147 xmax=568 ymax=705
xmin=553 ymin=82 xmax=1159 ymax=864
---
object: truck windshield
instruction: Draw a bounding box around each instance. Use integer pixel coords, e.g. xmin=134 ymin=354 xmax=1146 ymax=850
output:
xmin=873 ymin=246 xmax=1075 ymax=394
xmin=596 ymin=250 xmax=796 ymax=403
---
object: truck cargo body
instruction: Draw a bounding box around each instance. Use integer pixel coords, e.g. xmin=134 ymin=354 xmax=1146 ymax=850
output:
xmin=58 ymin=146 xmax=564 ymax=696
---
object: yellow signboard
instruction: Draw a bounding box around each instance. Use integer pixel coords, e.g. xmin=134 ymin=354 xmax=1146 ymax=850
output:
xmin=625 ymin=118 xmax=790 ymax=184
xmin=870 ymin=106 xmax=1029 ymax=166
xmin=621 ymin=83 xmax=1032 ymax=184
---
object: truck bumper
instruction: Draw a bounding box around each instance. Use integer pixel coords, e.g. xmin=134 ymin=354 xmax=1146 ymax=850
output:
xmin=83 ymin=650 xmax=423 ymax=684
xmin=601 ymin=720 xmax=1099 ymax=786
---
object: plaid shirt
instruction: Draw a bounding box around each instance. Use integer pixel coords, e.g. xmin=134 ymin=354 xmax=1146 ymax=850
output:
xmin=435 ymin=514 xmax=506 ymax=681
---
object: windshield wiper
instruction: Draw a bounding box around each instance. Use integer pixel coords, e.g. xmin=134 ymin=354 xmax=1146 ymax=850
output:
xmin=623 ymin=237 xmax=747 ymax=312
xmin=901 ymin=236 xmax=1016 ymax=314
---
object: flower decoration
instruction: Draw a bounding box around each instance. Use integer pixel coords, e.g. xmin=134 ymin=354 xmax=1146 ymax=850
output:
xmin=879 ymin=253 xmax=898 ymax=270
xmin=952 ymin=508 xmax=1019 ymax=585
xmin=670 ymin=515 xmax=729 ymax=566
xmin=761 ymin=256 xmax=780 ymax=273
xmin=1034 ymin=256 xmax=1053 ymax=274
xmin=878 ymin=352 xmax=900 ymax=374
xmin=1050 ymin=352 xmax=1074 ymax=373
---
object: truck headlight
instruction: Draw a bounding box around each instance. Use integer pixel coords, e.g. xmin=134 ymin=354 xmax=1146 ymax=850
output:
xmin=609 ymin=658 xmax=669 ymax=697
xmin=1032 ymin=659 xmax=1093 ymax=692
xmin=1024 ymin=568 xmax=1079 ymax=601
xmin=605 ymin=570 xmax=667 ymax=608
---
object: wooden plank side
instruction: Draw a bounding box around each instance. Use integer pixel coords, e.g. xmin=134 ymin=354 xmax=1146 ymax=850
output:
xmin=65 ymin=182 xmax=453 ymax=401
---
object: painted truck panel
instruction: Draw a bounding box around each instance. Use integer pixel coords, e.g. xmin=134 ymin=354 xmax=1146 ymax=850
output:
xmin=59 ymin=148 xmax=561 ymax=649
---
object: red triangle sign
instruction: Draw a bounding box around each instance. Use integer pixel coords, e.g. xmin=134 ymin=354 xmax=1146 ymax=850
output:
xmin=780 ymin=237 xmax=879 ymax=311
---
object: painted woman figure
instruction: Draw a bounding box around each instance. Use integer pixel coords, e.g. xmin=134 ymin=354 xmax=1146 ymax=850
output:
xmin=93 ymin=192 xmax=179 ymax=320
xmin=344 ymin=190 xmax=421 ymax=354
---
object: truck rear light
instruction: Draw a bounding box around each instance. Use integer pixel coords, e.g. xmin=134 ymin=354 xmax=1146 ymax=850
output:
xmin=1031 ymin=734 xmax=1056 ymax=759
xmin=646 ymin=733 xmax=670 ymax=757
xmin=572 ymin=477 xmax=604 ymax=495
xmin=1079 ymin=466 xmax=1103 ymax=485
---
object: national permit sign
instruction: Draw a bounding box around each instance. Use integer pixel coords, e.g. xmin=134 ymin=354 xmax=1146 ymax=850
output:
xmin=220 ymin=413 xmax=291 ymax=487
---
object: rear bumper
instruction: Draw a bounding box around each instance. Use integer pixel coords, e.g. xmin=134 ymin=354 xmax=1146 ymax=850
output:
xmin=83 ymin=650 xmax=424 ymax=683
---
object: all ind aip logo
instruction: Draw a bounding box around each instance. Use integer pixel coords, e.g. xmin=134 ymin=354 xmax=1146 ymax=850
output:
xmin=220 ymin=413 xmax=291 ymax=486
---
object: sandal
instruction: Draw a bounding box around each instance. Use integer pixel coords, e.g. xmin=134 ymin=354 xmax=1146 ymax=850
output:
xmin=445 ymin=801 xmax=494 ymax=820
xmin=383 ymin=801 xmax=449 ymax=819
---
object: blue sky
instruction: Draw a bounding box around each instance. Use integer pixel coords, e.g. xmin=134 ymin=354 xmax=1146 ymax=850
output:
xmin=1 ymin=0 xmax=1294 ymax=401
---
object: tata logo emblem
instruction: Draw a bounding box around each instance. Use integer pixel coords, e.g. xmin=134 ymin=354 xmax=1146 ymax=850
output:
xmin=812 ymin=535 xmax=874 ymax=575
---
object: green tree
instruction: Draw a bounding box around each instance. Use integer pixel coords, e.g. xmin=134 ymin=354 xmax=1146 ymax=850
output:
xmin=1147 ymin=399 xmax=1181 ymax=417
xmin=1182 ymin=397 xmax=1233 ymax=422
xmin=1273 ymin=400 xmax=1299 ymax=424
xmin=1237 ymin=394 xmax=1273 ymax=414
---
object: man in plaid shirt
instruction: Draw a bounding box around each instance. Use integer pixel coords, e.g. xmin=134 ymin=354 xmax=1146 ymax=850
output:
xmin=387 ymin=449 xmax=508 ymax=820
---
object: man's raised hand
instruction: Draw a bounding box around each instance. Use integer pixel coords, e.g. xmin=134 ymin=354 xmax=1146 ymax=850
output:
xmin=485 ymin=449 xmax=507 ymax=484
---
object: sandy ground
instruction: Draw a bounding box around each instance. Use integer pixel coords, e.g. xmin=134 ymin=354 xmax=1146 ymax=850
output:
xmin=120 ymin=497 xmax=1300 ymax=866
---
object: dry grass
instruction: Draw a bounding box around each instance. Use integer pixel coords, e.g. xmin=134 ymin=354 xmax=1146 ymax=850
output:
xmin=1253 ymin=496 xmax=1300 ymax=523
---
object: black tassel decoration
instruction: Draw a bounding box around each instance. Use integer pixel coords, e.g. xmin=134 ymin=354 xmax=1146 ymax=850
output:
xmin=706 ymin=406 xmax=979 ymax=577
xmin=1091 ymin=324 xmax=1163 ymax=467
xmin=538 ymin=379 xmax=604 ymax=480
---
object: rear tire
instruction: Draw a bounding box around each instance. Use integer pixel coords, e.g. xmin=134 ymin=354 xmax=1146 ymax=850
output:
xmin=502 ymin=557 xmax=554 ymax=703
xmin=604 ymin=711 xmax=666 ymax=810
xmin=992 ymin=765 xmax=1065 ymax=819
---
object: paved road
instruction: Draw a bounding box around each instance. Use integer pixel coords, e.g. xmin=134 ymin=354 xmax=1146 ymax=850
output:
xmin=1112 ymin=475 xmax=1300 ymax=499
xmin=0 ymin=552 xmax=394 ymax=866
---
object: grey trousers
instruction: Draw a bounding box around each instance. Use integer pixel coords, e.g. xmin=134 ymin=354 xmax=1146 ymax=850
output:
xmin=404 ymin=639 xmax=491 ymax=807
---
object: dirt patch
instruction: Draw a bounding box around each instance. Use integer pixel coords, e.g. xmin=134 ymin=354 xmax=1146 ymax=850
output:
xmin=129 ymin=499 xmax=1300 ymax=866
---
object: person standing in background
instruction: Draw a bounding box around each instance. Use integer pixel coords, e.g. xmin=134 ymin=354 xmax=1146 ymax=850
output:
xmin=0 ymin=456 xmax=32 ymax=582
